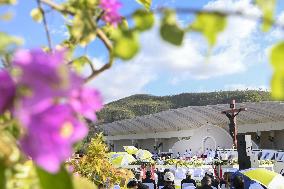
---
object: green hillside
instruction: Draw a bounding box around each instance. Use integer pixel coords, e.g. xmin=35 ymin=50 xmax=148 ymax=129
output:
xmin=97 ymin=90 xmax=272 ymax=124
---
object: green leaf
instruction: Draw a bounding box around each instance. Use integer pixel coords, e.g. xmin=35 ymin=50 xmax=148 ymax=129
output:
xmin=135 ymin=0 xmax=151 ymax=10
xmin=72 ymin=56 xmax=92 ymax=72
xmin=36 ymin=166 xmax=74 ymax=189
xmin=0 ymin=130 xmax=20 ymax=166
xmin=255 ymin=0 xmax=275 ymax=32
xmin=0 ymin=12 xmax=13 ymax=21
xmin=160 ymin=24 xmax=184 ymax=46
xmin=0 ymin=0 xmax=16 ymax=5
xmin=270 ymin=42 xmax=284 ymax=72
xmin=271 ymin=72 xmax=284 ymax=100
xmin=30 ymin=8 xmax=43 ymax=23
xmin=270 ymin=42 xmax=284 ymax=99
xmin=0 ymin=32 xmax=23 ymax=54
xmin=70 ymin=11 xmax=97 ymax=47
xmin=133 ymin=9 xmax=154 ymax=31
xmin=191 ymin=13 xmax=227 ymax=46
xmin=113 ymin=30 xmax=140 ymax=60
xmin=0 ymin=161 xmax=6 ymax=189
xmin=160 ymin=10 xmax=184 ymax=46
xmin=120 ymin=18 xmax=129 ymax=30
xmin=66 ymin=0 xmax=98 ymax=11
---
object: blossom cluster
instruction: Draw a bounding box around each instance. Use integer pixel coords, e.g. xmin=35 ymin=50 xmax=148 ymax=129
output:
xmin=100 ymin=0 xmax=122 ymax=26
xmin=0 ymin=49 xmax=102 ymax=173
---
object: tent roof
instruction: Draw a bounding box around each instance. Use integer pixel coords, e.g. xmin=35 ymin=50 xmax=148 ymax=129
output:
xmin=99 ymin=101 xmax=284 ymax=136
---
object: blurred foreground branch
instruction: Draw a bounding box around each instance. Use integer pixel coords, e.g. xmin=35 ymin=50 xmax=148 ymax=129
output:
xmin=36 ymin=0 xmax=53 ymax=50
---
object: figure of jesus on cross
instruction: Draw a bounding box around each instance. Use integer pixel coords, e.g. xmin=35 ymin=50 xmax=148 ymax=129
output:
xmin=221 ymin=100 xmax=247 ymax=148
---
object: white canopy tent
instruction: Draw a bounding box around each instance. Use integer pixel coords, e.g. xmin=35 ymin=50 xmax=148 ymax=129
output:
xmin=99 ymin=101 xmax=284 ymax=153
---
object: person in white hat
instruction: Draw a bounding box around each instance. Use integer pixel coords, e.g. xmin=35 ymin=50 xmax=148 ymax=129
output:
xmin=162 ymin=172 xmax=175 ymax=189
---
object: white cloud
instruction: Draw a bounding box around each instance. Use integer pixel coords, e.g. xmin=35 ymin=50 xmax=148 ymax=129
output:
xmin=138 ymin=0 xmax=263 ymax=84
xmin=224 ymin=84 xmax=270 ymax=91
xmin=88 ymin=0 xmax=269 ymax=102
xmin=50 ymin=24 xmax=69 ymax=38
xmin=266 ymin=11 xmax=284 ymax=42
xmin=152 ymin=0 xmax=261 ymax=72
xmin=88 ymin=57 xmax=156 ymax=103
xmin=205 ymin=0 xmax=261 ymax=44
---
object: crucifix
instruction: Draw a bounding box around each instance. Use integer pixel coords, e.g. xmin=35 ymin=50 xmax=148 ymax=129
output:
xmin=221 ymin=100 xmax=247 ymax=148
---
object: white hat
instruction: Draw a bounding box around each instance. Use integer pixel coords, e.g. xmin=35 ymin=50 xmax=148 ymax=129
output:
xmin=186 ymin=171 xmax=192 ymax=176
xmin=164 ymin=172 xmax=175 ymax=182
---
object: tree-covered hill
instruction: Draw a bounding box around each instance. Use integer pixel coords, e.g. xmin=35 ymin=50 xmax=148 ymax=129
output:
xmin=97 ymin=90 xmax=272 ymax=124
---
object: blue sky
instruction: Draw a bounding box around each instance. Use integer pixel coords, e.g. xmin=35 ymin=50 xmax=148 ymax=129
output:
xmin=1 ymin=0 xmax=284 ymax=103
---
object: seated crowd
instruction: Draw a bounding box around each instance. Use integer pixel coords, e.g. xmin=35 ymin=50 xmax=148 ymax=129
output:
xmin=126 ymin=169 xmax=248 ymax=189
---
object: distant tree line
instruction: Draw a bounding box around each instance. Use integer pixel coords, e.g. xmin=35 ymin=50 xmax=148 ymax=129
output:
xmin=96 ymin=90 xmax=272 ymax=124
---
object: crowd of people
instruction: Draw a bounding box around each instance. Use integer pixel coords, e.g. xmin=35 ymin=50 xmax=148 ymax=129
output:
xmin=174 ymin=148 xmax=237 ymax=160
xmin=175 ymin=149 xmax=216 ymax=160
xmin=126 ymin=169 xmax=249 ymax=189
xmin=153 ymin=148 xmax=237 ymax=164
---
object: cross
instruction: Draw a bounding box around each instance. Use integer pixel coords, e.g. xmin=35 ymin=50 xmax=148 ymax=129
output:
xmin=221 ymin=100 xmax=247 ymax=148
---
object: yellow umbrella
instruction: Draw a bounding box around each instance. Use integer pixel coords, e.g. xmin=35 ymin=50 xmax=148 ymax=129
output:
xmin=108 ymin=152 xmax=128 ymax=159
xmin=110 ymin=154 xmax=136 ymax=167
xmin=108 ymin=152 xmax=117 ymax=158
xmin=135 ymin=149 xmax=152 ymax=160
xmin=123 ymin=146 xmax=138 ymax=155
xmin=241 ymin=168 xmax=284 ymax=189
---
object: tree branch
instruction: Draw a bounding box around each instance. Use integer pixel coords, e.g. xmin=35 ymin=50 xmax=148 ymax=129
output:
xmin=96 ymin=28 xmax=113 ymax=52
xmin=40 ymin=0 xmax=74 ymax=15
xmin=125 ymin=7 xmax=284 ymax=30
xmin=40 ymin=0 xmax=114 ymax=82
xmin=171 ymin=7 xmax=282 ymax=30
xmin=85 ymin=28 xmax=114 ymax=83
xmin=36 ymin=0 xmax=53 ymax=51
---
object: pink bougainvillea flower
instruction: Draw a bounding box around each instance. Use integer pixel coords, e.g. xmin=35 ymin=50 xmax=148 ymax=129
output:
xmin=100 ymin=0 xmax=122 ymax=26
xmin=20 ymin=104 xmax=88 ymax=173
xmin=70 ymin=87 xmax=103 ymax=121
xmin=12 ymin=49 xmax=84 ymax=125
xmin=0 ymin=70 xmax=16 ymax=114
xmin=7 ymin=48 xmax=104 ymax=173
xmin=13 ymin=49 xmax=83 ymax=100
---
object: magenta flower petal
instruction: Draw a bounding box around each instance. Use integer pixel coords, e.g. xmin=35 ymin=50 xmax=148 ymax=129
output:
xmin=100 ymin=0 xmax=122 ymax=26
xmin=14 ymin=98 xmax=53 ymax=127
xmin=12 ymin=49 xmax=84 ymax=119
xmin=20 ymin=104 xmax=88 ymax=173
xmin=37 ymin=154 xmax=62 ymax=173
xmin=9 ymin=48 xmax=103 ymax=173
xmin=13 ymin=49 xmax=71 ymax=97
xmin=70 ymin=87 xmax=103 ymax=121
xmin=0 ymin=70 xmax=16 ymax=114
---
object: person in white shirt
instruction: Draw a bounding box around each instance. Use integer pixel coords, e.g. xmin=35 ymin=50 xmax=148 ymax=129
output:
xmin=183 ymin=150 xmax=189 ymax=159
xmin=221 ymin=152 xmax=228 ymax=161
xmin=186 ymin=149 xmax=192 ymax=159
xmin=157 ymin=157 xmax=163 ymax=165
xmin=207 ymin=149 xmax=212 ymax=158
xmin=210 ymin=149 xmax=216 ymax=158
